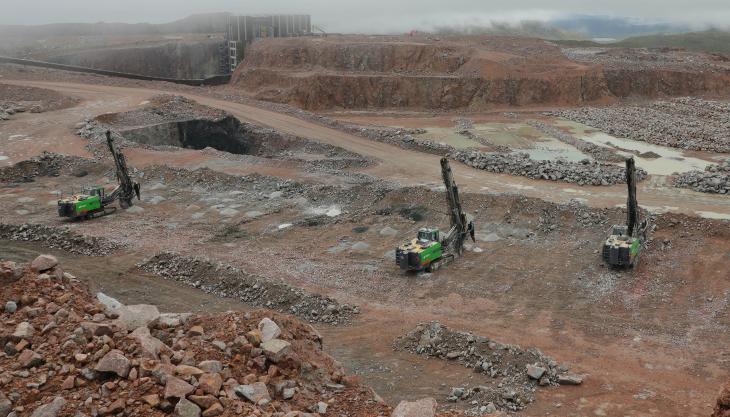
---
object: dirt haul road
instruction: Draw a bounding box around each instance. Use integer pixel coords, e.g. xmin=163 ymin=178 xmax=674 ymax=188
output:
xmin=4 ymin=79 xmax=730 ymax=219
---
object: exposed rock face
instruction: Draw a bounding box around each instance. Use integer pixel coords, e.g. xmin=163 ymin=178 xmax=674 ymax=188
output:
xmin=231 ymin=36 xmax=613 ymax=110
xmin=231 ymin=36 xmax=730 ymax=111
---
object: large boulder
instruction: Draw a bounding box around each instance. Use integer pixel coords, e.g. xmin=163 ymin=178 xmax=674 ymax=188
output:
xmin=129 ymin=326 xmax=170 ymax=359
xmin=13 ymin=321 xmax=35 ymax=340
xmin=0 ymin=394 xmax=12 ymax=417
xmin=197 ymin=360 xmax=223 ymax=374
xmin=258 ymin=318 xmax=282 ymax=342
xmin=30 ymin=397 xmax=66 ymax=417
xmin=391 ymin=398 xmax=437 ymax=417
xmin=261 ymin=339 xmax=291 ymax=363
xmin=30 ymin=255 xmax=58 ymax=273
xmin=0 ymin=261 xmax=25 ymax=284
xmin=96 ymin=292 xmax=124 ymax=314
xmin=199 ymin=373 xmax=223 ymax=395
xmin=95 ymin=349 xmax=131 ymax=378
xmin=174 ymin=398 xmax=201 ymax=417
xmin=154 ymin=312 xmax=192 ymax=328
xmin=235 ymin=382 xmax=271 ymax=404
xmin=114 ymin=304 xmax=160 ymax=330
xmin=18 ymin=349 xmax=44 ymax=368
xmin=164 ymin=376 xmax=194 ymax=399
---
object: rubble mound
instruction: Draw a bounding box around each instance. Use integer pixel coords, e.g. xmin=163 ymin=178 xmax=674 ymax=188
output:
xmin=230 ymin=35 xmax=612 ymax=110
xmin=0 ymin=152 xmax=94 ymax=183
xmin=0 ymin=83 xmax=79 ymax=121
xmin=674 ymin=159 xmax=730 ymax=194
xmin=139 ymin=253 xmax=359 ymax=325
xmin=394 ymin=322 xmax=583 ymax=413
xmin=0 ymin=223 xmax=121 ymax=256
xmin=452 ymin=150 xmax=646 ymax=186
xmin=0 ymin=256 xmax=390 ymax=417
xmin=549 ymin=97 xmax=730 ymax=153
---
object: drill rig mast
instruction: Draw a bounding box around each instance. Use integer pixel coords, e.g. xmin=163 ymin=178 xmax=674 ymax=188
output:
xmin=602 ymin=157 xmax=648 ymax=268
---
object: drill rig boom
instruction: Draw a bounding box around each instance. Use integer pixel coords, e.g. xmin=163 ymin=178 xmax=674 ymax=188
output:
xmin=105 ymin=130 xmax=140 ymax=208
xmin=602 ymin=157 xmax=647 ymax=268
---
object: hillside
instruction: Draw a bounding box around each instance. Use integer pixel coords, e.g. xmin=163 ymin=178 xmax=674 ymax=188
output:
xmin=614 ymin=29 xmax=730 ymax=54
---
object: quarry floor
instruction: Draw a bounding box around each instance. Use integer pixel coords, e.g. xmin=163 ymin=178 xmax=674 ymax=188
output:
xmin=1 ymin=77 xmax=730 ymax=417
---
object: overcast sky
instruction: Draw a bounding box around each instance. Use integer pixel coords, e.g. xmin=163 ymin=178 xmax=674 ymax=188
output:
xmin=1 ymin=0 xmax=729 ymax=31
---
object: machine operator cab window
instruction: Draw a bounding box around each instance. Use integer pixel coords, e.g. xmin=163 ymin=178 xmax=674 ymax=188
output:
xmin=82 ymin=187 xmax=105 ymax=199
xmin=417 ymin=228 xmax=439 ymax=244
xmin=611 ymin=225 xmax=629 ymax=238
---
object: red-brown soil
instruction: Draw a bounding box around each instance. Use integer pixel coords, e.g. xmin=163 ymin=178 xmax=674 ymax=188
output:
xmin=231 ymin=35 xmax=611 ymax=111
xmin=230 ymin=35 xmax=730 ymax=111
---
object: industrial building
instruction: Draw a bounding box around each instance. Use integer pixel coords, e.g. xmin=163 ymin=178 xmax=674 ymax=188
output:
xmin=225 ymin=14 xmax=312 ymax=72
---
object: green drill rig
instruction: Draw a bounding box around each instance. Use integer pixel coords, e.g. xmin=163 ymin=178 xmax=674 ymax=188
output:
xmin=57 ymin=130 xmax=140 ymax=220
xmin=602 ymin=157 xmax=648 ymax=268
xmin=395 ymin=158 xmax=475 ymax=272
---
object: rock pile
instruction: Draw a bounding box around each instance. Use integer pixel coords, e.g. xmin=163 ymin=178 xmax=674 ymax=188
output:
xmin=674 ymin=159 xmax=730 ymax=194
xmin=0 ymin=102 xmax=26 ymax=122
xmin=0 ymin=223 xmax=121 ymax=256
xmin=0 ymin=256 xmax=390 ymax=417
xmin=139 ymin=253 xmax=359 ymax=325
xmin=347 ymin=125 xmax=452 ymax=156
xmin=550 ymin=97 xmax=730 ymax=153
xmin=394 ymin=322 xmax=583 ymax=413
xmin=562 ymin=47 xmax=730 ymax=72
xmin=0 ymin=152 xmax=91 ymax=183
xmin=527 ymin=120 xmax=625 ymax=163
xmin=451 ymin=150 xmax=646 ymax=186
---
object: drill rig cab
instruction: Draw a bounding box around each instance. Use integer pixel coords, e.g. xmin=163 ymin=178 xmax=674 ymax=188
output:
xmin=602 ymin=157 xmax=648 ymax=268
xmin=396 ymin=158 xmax=475 ymax=272
xmin=57 ymin=130 xmax=141 ymax=220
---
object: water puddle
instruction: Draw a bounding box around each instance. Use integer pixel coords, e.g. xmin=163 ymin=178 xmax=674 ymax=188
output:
xmin=695 ymin=211 xmax=730 ymax=220
xmin=414 ymin=128 xmax=480 ymax=149
xmin=556 ymin=119 xmax=714 ymax=175
xmin=306 ymin=205 xmax=342 ymax=217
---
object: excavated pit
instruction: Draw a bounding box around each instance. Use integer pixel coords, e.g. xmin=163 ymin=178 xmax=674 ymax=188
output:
xmin=88 ymin=95 xmax=370 ymax=169
xmin=117 ymin=116 xmax=275 ymax=156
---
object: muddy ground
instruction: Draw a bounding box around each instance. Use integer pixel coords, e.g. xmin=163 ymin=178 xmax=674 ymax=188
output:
xmin=1 ymin=66 xmax=730 ymax=416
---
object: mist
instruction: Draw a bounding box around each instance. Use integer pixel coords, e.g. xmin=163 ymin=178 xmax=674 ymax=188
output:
xmin=1 ymin=0 xmax=729 ymax=33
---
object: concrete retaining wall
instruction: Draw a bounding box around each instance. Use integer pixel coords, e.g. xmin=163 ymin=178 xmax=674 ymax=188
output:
xmin=0 ymin=56 xmax=230 ymax=86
